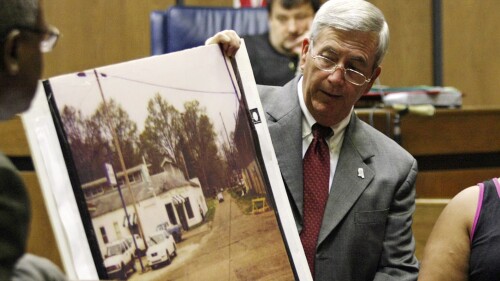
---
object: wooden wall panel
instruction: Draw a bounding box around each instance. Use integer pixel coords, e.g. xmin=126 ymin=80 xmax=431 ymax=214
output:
xmin=416 ymin=168 xmax=500 ymax=199
xmin=413 ymin=200 xmax=447 ymax=260
xmin=23 ymin=172 xmax=64 ymax=271
xmin=0 ymin=117 xmax=31 ymax=157
xmin=370 ymin=0 xmax=434 ymax=87
xmin=42 ymin=0 xmax=170 ymax=77
xmin=42 ymin=0 xmax=231 ymax=78
xmin=443 ymin=1 xmax=500 ymax=106
xmin=400 ymin=107 xmax=500 ymax=156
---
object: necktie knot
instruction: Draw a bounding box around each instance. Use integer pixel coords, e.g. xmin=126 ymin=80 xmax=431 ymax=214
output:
xmin=312 ymin=123 xmax=333 ymax=140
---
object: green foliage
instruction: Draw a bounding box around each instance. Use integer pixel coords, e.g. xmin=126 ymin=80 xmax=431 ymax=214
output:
xmin=204 ymin=198 xmax=217 ymax=222
xmin=139 ymin=93 xmax=182 ymax=174
xmin=228 ymin=189 xmax=264 ymax=215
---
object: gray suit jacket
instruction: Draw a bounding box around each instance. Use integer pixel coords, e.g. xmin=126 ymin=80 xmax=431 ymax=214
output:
xmin=258 ymin=76 xmax=419 ymax=281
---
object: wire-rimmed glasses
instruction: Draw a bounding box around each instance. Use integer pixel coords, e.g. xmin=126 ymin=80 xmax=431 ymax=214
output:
xmin=309 ymin=41 xmax=372 ymax=86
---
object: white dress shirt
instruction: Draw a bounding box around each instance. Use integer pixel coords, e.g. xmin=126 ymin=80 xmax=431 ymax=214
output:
xmin=297 ymin=77 xmax=352 ymax=191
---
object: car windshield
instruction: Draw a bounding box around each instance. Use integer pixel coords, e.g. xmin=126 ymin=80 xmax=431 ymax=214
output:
xmin=106 ymin=244 xmax=122 ymax=256
xmin=156 ymin=222 xmax=169 ymax=231
xmin=148 ymin=234 xmax=165 ymax=245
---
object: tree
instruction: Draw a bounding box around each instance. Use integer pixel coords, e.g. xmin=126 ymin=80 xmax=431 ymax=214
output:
xmin=91 ymin=99 xmax=141 ymax=170
xmin=139 ymin=94 xmax=182 ymax=174
xmin=181 ymin=101 xmax=226 ymax=196
xmin=60 ymin=105 xmax=111 ymax=183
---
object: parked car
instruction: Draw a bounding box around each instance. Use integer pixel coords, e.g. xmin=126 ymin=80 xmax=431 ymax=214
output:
xmin=103 ymin=239 xmax=136 ymax=280
xmin=125 ymin=234 xmax=146 ymax=257
xmin=156 ymin=221 xmax=182 ymax=243
xmin=146 ymin=230 xmax=177 ymax=269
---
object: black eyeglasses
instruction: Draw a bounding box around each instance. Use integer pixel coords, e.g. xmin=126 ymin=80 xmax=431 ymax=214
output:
xmin=15 ymin=25 xmax=60 ymax=53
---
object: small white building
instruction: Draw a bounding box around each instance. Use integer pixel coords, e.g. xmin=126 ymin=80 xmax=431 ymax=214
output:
xmin=82 ymin=162 xmax=208 ymax=257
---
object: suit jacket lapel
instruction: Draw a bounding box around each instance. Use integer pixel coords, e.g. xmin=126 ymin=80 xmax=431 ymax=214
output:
xmin=263 ymin=76 xmax=305 ymax=219
xmin=318 ymin=114 xmax=375 ymax=245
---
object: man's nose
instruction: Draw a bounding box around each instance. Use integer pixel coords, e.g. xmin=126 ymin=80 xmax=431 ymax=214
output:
xmin=286 ymin=18 xmax=298 ymax=33
xmin=327 ymin=65 xmax=345 ymax=83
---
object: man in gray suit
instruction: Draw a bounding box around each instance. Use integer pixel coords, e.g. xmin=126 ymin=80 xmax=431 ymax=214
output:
xmin=1 ymin=1 xmax=66 ymax=280
xmin=208 ymin=0 xmax=419 ymax=280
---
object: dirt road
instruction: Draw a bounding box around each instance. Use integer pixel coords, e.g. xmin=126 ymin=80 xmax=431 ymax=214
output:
xmin=129 ymin=191 xmax=295 ymax=281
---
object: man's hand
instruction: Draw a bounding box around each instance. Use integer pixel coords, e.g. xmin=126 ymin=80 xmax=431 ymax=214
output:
xmin=205 ymin=30 xmax=242 ymax=57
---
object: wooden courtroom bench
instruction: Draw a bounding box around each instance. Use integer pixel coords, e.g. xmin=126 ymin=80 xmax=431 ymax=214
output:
xmin=357 ymin=106 xmax=500 ymax=198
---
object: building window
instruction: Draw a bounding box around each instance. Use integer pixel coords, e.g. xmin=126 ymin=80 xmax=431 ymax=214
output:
xmin=100 ymin=226 xmax=108 ymax=244
xmin=185 ymin=197 xmax=194 ymax=219
xmin=114 ymin=222 xmax=122 ymax=240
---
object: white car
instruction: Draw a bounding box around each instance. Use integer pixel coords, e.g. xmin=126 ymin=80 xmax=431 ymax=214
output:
xmin=146 ymin=230 xmax=177 ymax=269
xmin=103 ymin=239 xmax=136 ymax=280
xmin=156 ymin=221 xmax=183 ymax=243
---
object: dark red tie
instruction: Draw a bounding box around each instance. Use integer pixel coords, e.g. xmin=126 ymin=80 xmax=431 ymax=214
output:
xmin=300 ymin=123 xmax=332 ymax=276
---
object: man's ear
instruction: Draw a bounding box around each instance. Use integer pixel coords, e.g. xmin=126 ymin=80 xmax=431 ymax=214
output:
xmin=2 ymin=30 xmax=21 ymax=75
xmin=363 ymin=66 xmax=382 ymax=95
xmin=299 ymin=38 xmax=311 ymax=72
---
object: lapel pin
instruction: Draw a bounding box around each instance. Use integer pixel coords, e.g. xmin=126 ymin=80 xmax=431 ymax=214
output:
xmin=358 ymin=168 xmax=365 ymax=179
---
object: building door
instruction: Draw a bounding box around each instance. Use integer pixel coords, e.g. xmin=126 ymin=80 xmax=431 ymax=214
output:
xmin=165 ymin=203 xmax=178 ymax=225
xmin=175 ymin=202 xmax=189 ymax=231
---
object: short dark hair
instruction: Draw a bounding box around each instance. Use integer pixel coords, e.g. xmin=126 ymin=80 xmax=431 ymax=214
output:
xmin=0 ymin=0 xmax=39 ymax=39
xmin=266 ymin=0 xmax=322 ymax=14
xmin=0 ymin=0 xmax=38 ymax=70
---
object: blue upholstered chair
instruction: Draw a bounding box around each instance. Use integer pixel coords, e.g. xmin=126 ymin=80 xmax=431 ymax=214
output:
xmin=150 ymin=6 xmax=269 ymax=55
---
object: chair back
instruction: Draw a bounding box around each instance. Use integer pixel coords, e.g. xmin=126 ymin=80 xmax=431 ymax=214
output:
xmin=150 ymin=6 xmax=269 ymax=55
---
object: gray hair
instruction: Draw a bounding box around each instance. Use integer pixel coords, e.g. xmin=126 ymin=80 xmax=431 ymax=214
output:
xmin=310 ymin=0 xmax=389 ymax=67
xmin=0 ymin=0 xmax=39 ymax=38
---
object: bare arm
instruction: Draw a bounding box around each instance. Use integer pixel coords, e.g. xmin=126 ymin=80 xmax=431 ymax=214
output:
xmin=418 ymin=186 xmax=479 ymax=281
xmin=205 ymin=30 xmax=242 ymax=57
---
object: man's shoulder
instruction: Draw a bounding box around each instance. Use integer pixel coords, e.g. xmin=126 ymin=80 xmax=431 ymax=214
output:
xmin=242 ymin=33 xmax=285 ymax=60
xmin=242 ymin=33 xmax=269 ymax=46
xmin=0 ymin=151 xmax=16 ymax=171
xmin=257 ymin=77 xmax=298 ymax=103
xmin=352 ymin=116 xmax=414 ymax=161
xmin=12 ymin=254 xmax=67 ymax=281
xmin=256 ymin=78 xmax=301 ymax=121
xmin=257 ymin=84 xmax=283 ymax=96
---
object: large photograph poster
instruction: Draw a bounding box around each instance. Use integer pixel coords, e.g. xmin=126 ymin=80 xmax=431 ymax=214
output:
xmin=23 ymin=44 xmax=311 ymax=280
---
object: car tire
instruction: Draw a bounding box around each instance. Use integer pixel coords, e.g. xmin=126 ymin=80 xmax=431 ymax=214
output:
xmin=120 ymin=263 xmax=127 ymax=280
xmin=165 ymin=250 xmax=171 ymax=265
xmin=132 ymin=256 xmax=137 ymax=273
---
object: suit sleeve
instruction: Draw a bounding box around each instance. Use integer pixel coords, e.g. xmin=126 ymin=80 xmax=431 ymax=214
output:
xmin=374 ymin=158 xmax=419 ymax=281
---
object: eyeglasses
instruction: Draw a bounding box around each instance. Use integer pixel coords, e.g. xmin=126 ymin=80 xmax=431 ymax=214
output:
xmin=309 ymin=41 xmax=372 ymax=86
xmin=16 ymin=25 xmax=60 ymax=53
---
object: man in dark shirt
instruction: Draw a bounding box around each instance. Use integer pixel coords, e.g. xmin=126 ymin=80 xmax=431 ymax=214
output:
xmin=243 ymin=0 xmax=321 ymax=86
xmin=1 ymin=1 xmax=66 ymax=280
